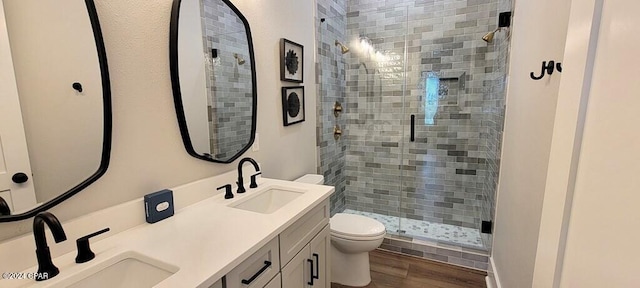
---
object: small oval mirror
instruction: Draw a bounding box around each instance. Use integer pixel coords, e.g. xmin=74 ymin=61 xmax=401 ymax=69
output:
xmin=170 ymin=0 xmax=257 ymax=163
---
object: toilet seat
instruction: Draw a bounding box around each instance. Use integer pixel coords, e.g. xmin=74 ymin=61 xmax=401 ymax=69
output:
xmin=330 ymin=213 xmax=386 ymax=241
xmin=331 ymin=232 xmax=385 ymax=241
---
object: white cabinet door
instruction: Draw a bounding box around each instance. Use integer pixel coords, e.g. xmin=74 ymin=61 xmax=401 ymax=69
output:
xmin=281 ymin=245 xmax=311 ymax=288
xmin=281 ymin=245 xmax=310 ymax=288
xmin=282 ymin=225 xmax=331 ymax=288
xmin=309 ymin=225 xmax=330 ymax=288
xmin=0 ymin=2 xmax=36 ymax=212
xmin=208 ymin=278 xmax=223 ymax=288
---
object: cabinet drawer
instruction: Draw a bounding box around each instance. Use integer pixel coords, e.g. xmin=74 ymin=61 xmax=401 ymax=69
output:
xmin=264 ymin=273 xmax=281 ymax=288
xmin=279 ymin=200 xmax=329 ymax=266
xmin=226 ymin=237 xmax=280 ymax=288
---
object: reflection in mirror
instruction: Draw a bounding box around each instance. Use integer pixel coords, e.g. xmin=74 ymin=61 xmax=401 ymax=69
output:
xmin=0 ymin=0 xmax=111 ymax=221
xmin=171 ymin=0 xmax=256 ymax=163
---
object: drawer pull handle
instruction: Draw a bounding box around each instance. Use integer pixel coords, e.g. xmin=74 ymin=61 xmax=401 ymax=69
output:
xmin=312 ymin=253 xmax=320 ymax=280
xmin=307 ymin=259 xmax=315 ymax=286
xmin=241 ymin=260 xmax=272 ymax=285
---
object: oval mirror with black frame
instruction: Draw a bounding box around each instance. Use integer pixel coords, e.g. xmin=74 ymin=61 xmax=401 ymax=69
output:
xmin=170 ymin=0 xmax=257 ymax=163
xmin=0 ymin=0 xmax=111 ymax=222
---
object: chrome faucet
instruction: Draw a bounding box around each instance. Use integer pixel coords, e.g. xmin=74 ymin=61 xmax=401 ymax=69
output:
xmin=236 ymin=157 xmax=260 ymax=193
xmin=33 ymin=212 xmax=67 ymax=281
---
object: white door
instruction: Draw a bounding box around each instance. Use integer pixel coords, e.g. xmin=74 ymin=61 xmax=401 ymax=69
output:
xmin=0 ymin=2 xmax=36 ymax=212
xmin=554 ymin=0 xmax=640 ymax=286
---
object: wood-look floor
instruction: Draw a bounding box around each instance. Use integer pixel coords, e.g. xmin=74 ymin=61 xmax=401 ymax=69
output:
xmin=331 ymin=249 xmax=487 ymax=288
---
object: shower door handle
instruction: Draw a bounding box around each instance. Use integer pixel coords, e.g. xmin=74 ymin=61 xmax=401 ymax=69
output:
xmin=410 ymin=115 xmax=415 ymax=142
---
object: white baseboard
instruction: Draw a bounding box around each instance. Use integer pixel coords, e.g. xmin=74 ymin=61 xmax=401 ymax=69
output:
xmin=486 ymin=256 xmax=502 ymax=288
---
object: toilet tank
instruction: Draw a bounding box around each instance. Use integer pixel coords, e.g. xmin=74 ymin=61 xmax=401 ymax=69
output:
xmin=294 ymin=174 xmax=324 ymax=185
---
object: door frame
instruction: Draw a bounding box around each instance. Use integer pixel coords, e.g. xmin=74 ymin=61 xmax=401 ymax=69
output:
xmin=0 ymin=0 xmax=36 ymax=211
xmin=531 ymin=0 xmax=604 ymax=286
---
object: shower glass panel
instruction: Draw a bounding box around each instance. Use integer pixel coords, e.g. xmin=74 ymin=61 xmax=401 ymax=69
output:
xmin=341 ymin=6 xmax=408 ymax=236
xmin=317 ymin=0 xmax=508 ymax=254
xmin=399 ymin=2 xmax=489 ymax=249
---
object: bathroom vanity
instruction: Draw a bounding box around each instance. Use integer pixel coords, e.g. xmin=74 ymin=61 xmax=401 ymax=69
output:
xmin=223 ymin=199 xmax=330 ymax=288
xmin=0 ymin=170 xmax=333 ymax=288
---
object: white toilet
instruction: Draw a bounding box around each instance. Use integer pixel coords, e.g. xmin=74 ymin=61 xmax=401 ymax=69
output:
xmin=295 ymin=174 xmax=387 ymax=287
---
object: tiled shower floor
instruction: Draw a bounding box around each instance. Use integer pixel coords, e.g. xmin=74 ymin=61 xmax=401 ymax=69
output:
xmin=343 ymin=209 xmax=484 ymax=249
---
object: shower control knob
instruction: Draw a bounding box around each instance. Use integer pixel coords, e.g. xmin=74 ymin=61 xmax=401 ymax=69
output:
xmin=334 ymin=125 xmax=343 ymax=140
xmin=333 ymin=101 xmax=343 ymax=117
xmin=12 ymin=172 xmax=29 ymax=184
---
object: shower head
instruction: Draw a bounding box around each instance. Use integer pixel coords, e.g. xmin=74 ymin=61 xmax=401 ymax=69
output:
xmin=234 ymin=53 xmax=246 ymax=65
xmin=335 ymin=40 xmax=350 ymax=54
xmin=482 ymin=28 xmax=499 ymax=43
xmin=483 ymin=11 xmax=512 ymax=43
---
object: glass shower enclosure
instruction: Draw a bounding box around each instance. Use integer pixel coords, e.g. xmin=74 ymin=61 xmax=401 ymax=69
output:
xmin=317 ymin=0 xmax=509 ymax=255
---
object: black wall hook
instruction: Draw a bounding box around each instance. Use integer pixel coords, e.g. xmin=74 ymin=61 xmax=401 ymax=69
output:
xmin=72 ymin=82 xmax=83 ymax=92
xmin=531 ymin=61 xmax=563 ymax=80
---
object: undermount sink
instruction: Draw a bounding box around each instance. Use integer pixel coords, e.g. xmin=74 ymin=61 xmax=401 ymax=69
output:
xmin=55 ymin=251 xmax=178 ymax=288
xmin=230 ymin=187 xmax=305 ymax=214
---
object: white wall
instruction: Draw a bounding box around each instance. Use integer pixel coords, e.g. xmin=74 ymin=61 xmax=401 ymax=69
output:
xmin=534 ymin=0 xmax=640 ymax=286
xmin=0 ymin=0 xmax=317 ymax=241
xmin=234 ymin=0 xmax=317 ymax=179
xmin=178 ymin=0 xmax=210 ymax=153
xmin=558 ymin=0 xmax=640 ymax=282
xmin=559 ymin=0 xmax=640 ymax=282
xmin=490 ymin=0 xmax=571 ymax=287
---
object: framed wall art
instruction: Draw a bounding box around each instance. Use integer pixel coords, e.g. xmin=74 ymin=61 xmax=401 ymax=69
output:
xmin=282 ymin=86 xmax=305 ymax=126
xmin=280 ymin=38 xmax=303 ymax=83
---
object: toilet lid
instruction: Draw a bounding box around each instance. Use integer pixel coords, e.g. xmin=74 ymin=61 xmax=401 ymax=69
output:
xmin=330 ymin=213 xmax=386 ymax=238
xmin=294 ymin=174 xmax=324 ymax=185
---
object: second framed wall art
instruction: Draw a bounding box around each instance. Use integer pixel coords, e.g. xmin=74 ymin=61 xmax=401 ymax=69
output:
xmin=280 ymin=38 xmax=303 ymax=83
xmin=282 ymin=86 xmax=305 ymax=126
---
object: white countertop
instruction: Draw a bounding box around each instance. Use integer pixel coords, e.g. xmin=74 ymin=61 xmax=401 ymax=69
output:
xmin=0 ymin=176 xmax=334 ymax=288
